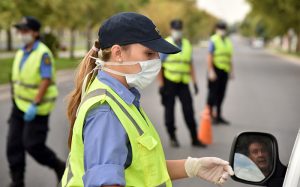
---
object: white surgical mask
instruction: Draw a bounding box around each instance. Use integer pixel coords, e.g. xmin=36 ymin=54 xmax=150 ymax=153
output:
xmin=20 ymin=33 xmax=34 ymax=45
xmin=171 ymin=30 xmax=183 ymax=40
xmin=216 ymin=29 xmax=226 ymax=37
xmin=88 ymin=57 xmax=161 ymax=91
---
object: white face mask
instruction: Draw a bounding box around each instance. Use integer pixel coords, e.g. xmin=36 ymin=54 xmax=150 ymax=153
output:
xmin=171 ymin=30 xmax=183 ymax=40
xmin=216 ymin=29 xmax=226 ymax=36
xmin=89 ymin=57 xmax=161 ymax=90
xmin=20 ymin=33 xmax=34 ymax=45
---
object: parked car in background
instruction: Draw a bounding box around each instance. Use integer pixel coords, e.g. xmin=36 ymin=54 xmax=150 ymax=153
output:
xmin=251 ymin=37 xmax=265 ymax=48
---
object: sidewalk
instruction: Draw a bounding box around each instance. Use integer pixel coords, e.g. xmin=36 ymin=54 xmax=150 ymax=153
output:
xmin=0 ymin=52 xmax=15 ymax=59
xmin=266 ymin=49 xmax=300 ymax=66
xmin=0 ymin=69 xmax=75 ymax=101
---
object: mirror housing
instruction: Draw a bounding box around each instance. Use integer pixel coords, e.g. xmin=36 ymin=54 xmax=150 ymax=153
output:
xmin=229 ymin=132 xmax=279 ymax=186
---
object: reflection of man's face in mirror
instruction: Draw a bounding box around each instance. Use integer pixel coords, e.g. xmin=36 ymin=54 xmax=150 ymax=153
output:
xmin=248 ymin=142 xmax=270 ymax=176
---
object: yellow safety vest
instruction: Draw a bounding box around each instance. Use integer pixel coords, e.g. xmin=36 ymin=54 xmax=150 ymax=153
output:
xmin=11 ymin=41 xmax=58 ymax=115
xmin=211 ymin=34 xmax=233 ymax=72
xmin=61 ymin=77 xmax=172 ymax=187
xmin=163 ymin=37 xmax=192 ymax=84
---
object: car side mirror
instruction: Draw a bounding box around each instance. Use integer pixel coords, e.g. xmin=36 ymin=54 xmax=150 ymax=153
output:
xmin=229 ymin=132 xmax=278 ymax=186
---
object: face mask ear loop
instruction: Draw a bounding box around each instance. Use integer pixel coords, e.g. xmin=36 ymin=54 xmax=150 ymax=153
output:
xmin=102 ymin=67 xmax=127 ymax=76
xmin=89 ymin=56 xmax=136 ymax=76
xmin=81 ymin=56 xmax=105 ymax=101
xmin=104 ymin=61 xmax=140 ymax=66
xmin=90 ymin=56 xmax=105 ymax=68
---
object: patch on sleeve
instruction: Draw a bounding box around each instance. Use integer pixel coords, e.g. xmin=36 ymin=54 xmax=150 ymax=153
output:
xmin=44 ymin=56 xmax=51 ymax=65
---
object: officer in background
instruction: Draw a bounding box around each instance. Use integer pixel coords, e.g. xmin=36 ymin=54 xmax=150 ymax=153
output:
xmin=207 ymin=21 xmax=233 ymax=125
xmin=158 ymin=19 xmax=205 ymax=148
xmin=6 ymin=16 xmax=65 ymax=187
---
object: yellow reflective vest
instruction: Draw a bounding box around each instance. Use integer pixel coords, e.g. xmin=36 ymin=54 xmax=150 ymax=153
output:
xmin=211 ymin=34 xmax=233 ymax=73
xmin=61 ymin=77 xmax=172 ymax=187
xmin=11 ymin=41 xmax=58 ymax=115
xmin=163 ymin=37 xmax=192 ymax=84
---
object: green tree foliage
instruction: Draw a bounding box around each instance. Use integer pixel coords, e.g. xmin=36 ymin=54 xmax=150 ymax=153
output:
xmin=41 ymin=32 xmax=60 ymax=57
xmin=140 ymin=0 xmax=217 ymax=42
xmin=0 ymin=0 xmax=19 ymax=28
xmin=0 ymin=0 xmax=217 ymax=52
xmin=241 ymin=0 xmax=300 ymax=51
xmin=0 ymin=0 xmax=20 ymax=51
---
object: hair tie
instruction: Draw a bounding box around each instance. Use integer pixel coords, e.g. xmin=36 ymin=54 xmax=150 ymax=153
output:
xmin=92 ymin=45 xmax=100 ymax=52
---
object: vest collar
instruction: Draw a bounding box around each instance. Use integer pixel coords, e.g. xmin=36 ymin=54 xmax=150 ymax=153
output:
xmin=169 ymin=36 xmax=182 ymax=49
xmin=215 ymin=33 xmax=227 ymax=41
xmin=22 ymin=40 xmax=40 ymax=53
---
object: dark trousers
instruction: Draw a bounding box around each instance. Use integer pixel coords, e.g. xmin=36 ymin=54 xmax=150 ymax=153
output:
xmin=161 ymin=79 xmax=198 ymax=142
xmin=6 ymin=102 xmax=60 ymax=183
xmin=207 ymin=67 xmax=229 ymax=118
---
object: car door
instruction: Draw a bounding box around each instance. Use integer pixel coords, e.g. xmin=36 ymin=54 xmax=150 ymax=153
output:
xmin=283 ymin=128 xmax=300 ymax=187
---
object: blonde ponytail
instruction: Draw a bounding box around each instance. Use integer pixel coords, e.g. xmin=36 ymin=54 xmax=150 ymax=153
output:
xmin=66 ymin=41 xmax=100 ymax=148
xmin=66 ymin=41 xmax=125 ymax=148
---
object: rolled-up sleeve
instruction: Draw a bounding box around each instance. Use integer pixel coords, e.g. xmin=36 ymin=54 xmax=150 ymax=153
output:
xmin=82 ymin=104 xmax=128 ymax=187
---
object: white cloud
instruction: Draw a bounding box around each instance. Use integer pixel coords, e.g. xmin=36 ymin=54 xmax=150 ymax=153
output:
xmin=197 ymin=0 xmax=251 ymax=24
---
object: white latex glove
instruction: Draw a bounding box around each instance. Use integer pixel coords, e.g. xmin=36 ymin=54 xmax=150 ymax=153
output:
xmin=208 ymin=69 xmax=217 ymax=81
xmin=185 ymin=157 xmax=234 ymax=185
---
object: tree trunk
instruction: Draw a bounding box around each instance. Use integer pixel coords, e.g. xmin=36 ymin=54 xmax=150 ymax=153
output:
xmin=280 ymin=36 xmax=283 ymax=50
xmin=6 ymin=28 xmax=12 ymax=51
xmin=70 ymin=28 xmax=76 ymax=59
xmin=296 ymin=32 xmax=300 ymax=53
xmin=287 ymin=34 xmax=292 ymax=53
xmin=86 ymin=24 xmax=93 ymax=51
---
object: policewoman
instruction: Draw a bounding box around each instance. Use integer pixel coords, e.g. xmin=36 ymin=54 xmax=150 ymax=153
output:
xmin=207 ymin=21 xmax=234 ymax=125
xmin=6 ymin=16 xmax=65 ymax=187
xmin=62 ymin=12 xmax=233 ymax=187
xmin=158 ymin=19 xmax=203 ymax=148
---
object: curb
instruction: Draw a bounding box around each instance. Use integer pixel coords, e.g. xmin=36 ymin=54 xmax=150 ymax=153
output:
xmin=266 ymin=49 xmax=300 ymax=66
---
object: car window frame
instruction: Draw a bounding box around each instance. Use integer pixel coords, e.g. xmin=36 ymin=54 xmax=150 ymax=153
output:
xmin=283 ymin=128 xmax=300 ymax=187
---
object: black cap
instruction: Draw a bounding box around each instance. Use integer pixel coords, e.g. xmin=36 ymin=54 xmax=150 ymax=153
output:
xmin=216 ymin=21 xmax=227 ymax=30
xmin=98 ymin=12 xmax=180 ymax=54
xmin=14 ymin=16 xmax=41 ymax=31
xmin=170 ymin=19 xmax=183 ymax=30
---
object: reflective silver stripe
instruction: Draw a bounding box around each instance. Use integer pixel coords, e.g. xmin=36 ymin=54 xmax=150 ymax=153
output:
xmin=65 ymin=163 xmax=72 ymax=186
xmin=12 ymin=81 xmax=55 ymax=89
xmin=76 ymin=89 xmax=106 ymax=116
xmin=77 ymin=89 xmax=144 ymax=135
xmin=165 ymin=69 xmax=190 ymax=75
xmin=106 ymin=91 xmax=144 ymax=136
xmin=12 ymin=81 xmax=39 ymax=88
xmin=157 ymin=182 xmax=167 ymax=187
xmin=15 ymin=95 xmax=56 ymax=104
xmin=63 ymin=155 xmax=72 ymax=187
xmin=164 ymin=60 xmax=190 ymax=63
xmin=81 ymin=89 xmax=106 ymax=104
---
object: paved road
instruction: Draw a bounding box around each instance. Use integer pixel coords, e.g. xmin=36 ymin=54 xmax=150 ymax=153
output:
xmin=1 ymin=35 xmax=300 ymax=187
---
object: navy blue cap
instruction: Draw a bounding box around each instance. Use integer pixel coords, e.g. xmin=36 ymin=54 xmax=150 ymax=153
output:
xmin=14 ymin=16 xmax=41 ymax=31
xmin=98 ymin=12 xmax=180 ymax=54
xmin=216 ymin=21 xmax=227 ymax=30
xmin=170 ymin=19 xmax=183 ymax=30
